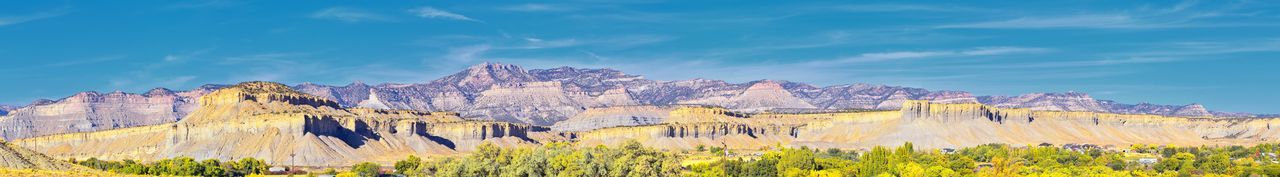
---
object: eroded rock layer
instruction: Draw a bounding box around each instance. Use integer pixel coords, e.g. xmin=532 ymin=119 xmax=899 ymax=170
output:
xmin=0 ymin=140 xmax=91 ymax=172
xmin=12 ymin=82 xmax=1279 ymax=166
xmin=0 ymin=86 xmax=222 ymax=140
xmin=573 ymin=100 xmax=1280 ymax=150
xmin=6 ymin=62 xmax=1265 ymax=140
xmin=14 ymin=82 xmax=546 ymax=166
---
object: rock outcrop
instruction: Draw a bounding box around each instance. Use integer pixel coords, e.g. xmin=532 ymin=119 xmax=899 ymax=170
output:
xmin=1171 ymin=103 xmax=1212 ymax=118
xmin=0 ymin=140 xmax=91 ymax=172
xmin=0 ymin=105 xmax=13 ymax=116
xmin=4 ymin=62 xmax=1268 ymax=139
xmin=0 ymin=85 xmax=223 ymax=140
xmin=681 ymin=80 xmax=817 ymax=112
xmin=13 ymin=82 xmax=548 ymax=166
xmin=13 ymin=86 xmax=1279 ymax=166
xmin=575 ymin=100 xmax=1279 ymax=150
xmin=550 ymin=105 xmax=675 ymax=132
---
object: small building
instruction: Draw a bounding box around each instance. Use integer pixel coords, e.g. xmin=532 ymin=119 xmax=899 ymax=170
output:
xmin=268 ymin=167 xmax=288 ymax=173
xmin=1137 ymin=157 xmax=1158 ymax=165
xmin=941 ymin=148 xmax=956 ymax=154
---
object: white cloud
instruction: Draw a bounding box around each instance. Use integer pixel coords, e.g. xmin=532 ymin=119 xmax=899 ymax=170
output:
xmin=825 ymin=4 xmax=983 ymax=13
xmin=311 ymin=7 xmax=388 ymax=22
xmin=517 ymin=38 xmax=580 ymax=49
xmin=961 ymin=47 xmax=1051 ymax=55
xmin=497 ymin=4 xmax=575 ymax=12
xmin=0 ymin=9 xmax=66 ymax=27
xmin=938 ymin=15 xmax=1150 ymax=29
xmin=408 ymin=7 xmax=481 ymax=22
xmin=444 ymin=45 xmax=491 ymax=62
xmin=936 ymin=1 xmax=1269 ymax=29
xmin=823 ymin=47 xmax=1049 ymax=64
xmin=163 ymin=48 xmax=214 ymax=62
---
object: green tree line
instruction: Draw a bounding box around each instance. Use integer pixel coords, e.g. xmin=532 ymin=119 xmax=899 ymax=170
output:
xmin=70 ymin=142 xmax=1280 ymax=177
xmin=73 ymin=157 xmax=268 ymax=176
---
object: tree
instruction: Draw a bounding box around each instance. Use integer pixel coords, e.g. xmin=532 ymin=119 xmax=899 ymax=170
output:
xmin=200 ymin=159 xmax=225 ymax=177
xmin=1199 ymin=153 xmax=1230 ymax=174
xmin=897 ymin=162 xmax=926 ymax=177
xmin=776 ymin=148 xmax=817 ymax=173
xmin=859 ymin=146 xmax=893 ymax=177
xmin=233 ymin=158 xmax=268 ymax=175
xmin=395 ymin=155 xmax=422 ymax=175
xmin=351 ymin=162 xmax=381 ymax=177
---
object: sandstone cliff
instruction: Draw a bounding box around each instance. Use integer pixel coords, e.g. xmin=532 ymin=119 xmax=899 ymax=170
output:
xmin=4 ymin=62 xmax=1268 ymax=141
xmin=13 ymin=87 xmax=1279 ymax=166
xmin=13 ymin=82 xmax=547 ymax=166
xmin=0 ymin=85 xmax=222 ymax=140
xmin=574 ymin=100 xmax=1280 ymax=150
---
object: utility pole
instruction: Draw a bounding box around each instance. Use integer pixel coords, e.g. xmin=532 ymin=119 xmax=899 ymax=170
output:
xmin=290 ymin=153 xmax=296 ymax=174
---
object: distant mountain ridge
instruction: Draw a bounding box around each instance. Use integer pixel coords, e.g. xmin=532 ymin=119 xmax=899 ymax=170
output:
xmin=0 ymin=62 xmax=1267 ymax=139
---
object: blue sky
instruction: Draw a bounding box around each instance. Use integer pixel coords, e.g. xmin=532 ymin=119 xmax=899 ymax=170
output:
xmin=1 ymin=0 xmax=1278 ymax=113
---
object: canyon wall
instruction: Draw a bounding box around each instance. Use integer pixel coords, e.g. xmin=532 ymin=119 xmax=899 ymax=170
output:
xmin=12 ymin=82 xmax=1278 ymax=167
xmin=0 ymin=86 xmax=220 ymax=140
xmin=13 ymin=82 xmax=546 ymax=166
xmin=574 ymin=100 xmax=1279 ymax=150
xmin=4 ymin=62 xmax=1262 ymax=141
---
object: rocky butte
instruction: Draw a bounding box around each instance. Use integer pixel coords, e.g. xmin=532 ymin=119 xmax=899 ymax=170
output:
xmin=14 ymin=82 xmax=547 ymax=166
xmin=11 ymin=82 xmax=1280 ymax=166
xmin=1 ymin=62 xmax=1266 ymax=141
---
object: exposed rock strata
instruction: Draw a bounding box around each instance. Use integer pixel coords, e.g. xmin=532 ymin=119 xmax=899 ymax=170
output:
xmin=14 ymin=89 xmax=1280 ymax=166
xmin=0 ymin=140 xmax=91 ymax=172
xmin=0 ymin=85 xmax=222 ymax=140
xmin=14 ymin=82 xmax=546 ymax=166
xmin=574 ymin=100 xmax=1280 ymax=150
xmin=550 ymin=105 xmax=673 ymax=132
xmin=4 ymin=62 xmax=1268 ymax=140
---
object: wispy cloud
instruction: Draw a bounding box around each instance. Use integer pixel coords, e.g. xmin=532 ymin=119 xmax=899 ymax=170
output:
xmin=937 ymin=1 xmax=1274 ymax=29
xmin=824 ymin=4 xmax=985 ymax=13
xmin=163 ymin=48 xmax=214 ymax=62
xmin=1 ymin=56 xmax=123 ymax=72
xmin=311 ymin=7 xmax=388 ymax=22
xmin=958 ymin=57 xmax=1184 ymax=69
xmin=0 ymin=9 xmax=67 ymax=27
xmin=443 ymin=45 xmax=491 ymax=62
xmin=218 ymin=52 xmax=323 ymax=82
xmin=164 ymin=0 xmax=235 ymax=9
xmin=497 ymin=4 xmax=576 ymax=12
xmin=938 ymin=15 xmax=1150 ymax=29
xmin=500 ymin=35 xmax=673 ymax=50
xmin=816 ymin=47 xmax=1049 ymax=64
xmin=408 ymin=7 xmax=481 ymax=22
xmin=513 ymin=38 xmax=580 ymax=49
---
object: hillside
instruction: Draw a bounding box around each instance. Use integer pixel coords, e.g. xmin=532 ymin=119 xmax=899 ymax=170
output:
xmin=0 ymin=140 xmax=91 ymax=172
xmin=14 ymin=82 xmax=548 ymax=166
xmin=2 ymin=62 xmax=1264 ymax=140
xmin=12 ymin=82 xmax=1279 ymax=167
xmin=572 ymin=100 xmax=1279 ymax=150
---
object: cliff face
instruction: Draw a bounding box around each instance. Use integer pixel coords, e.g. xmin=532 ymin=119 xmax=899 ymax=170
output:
xmin=13 ymin=89 xmax=1279 ymax=166
xmin=576 ymin=100 xmax=1279 ymax=150
xmin=13 ymin=82 xmax=547 ymax=166
xmin=0 ymin=85 xmax=222 ymax=140
xmin=550 ymin=105 xmax=673 ymax=132
xmin=680 ymin=80 xmax=817 ymax=112
xmin=979 ymin=92 xmax=1227 ymax=118
xmin=4 ymin=62 xmax=1267 ymax=141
